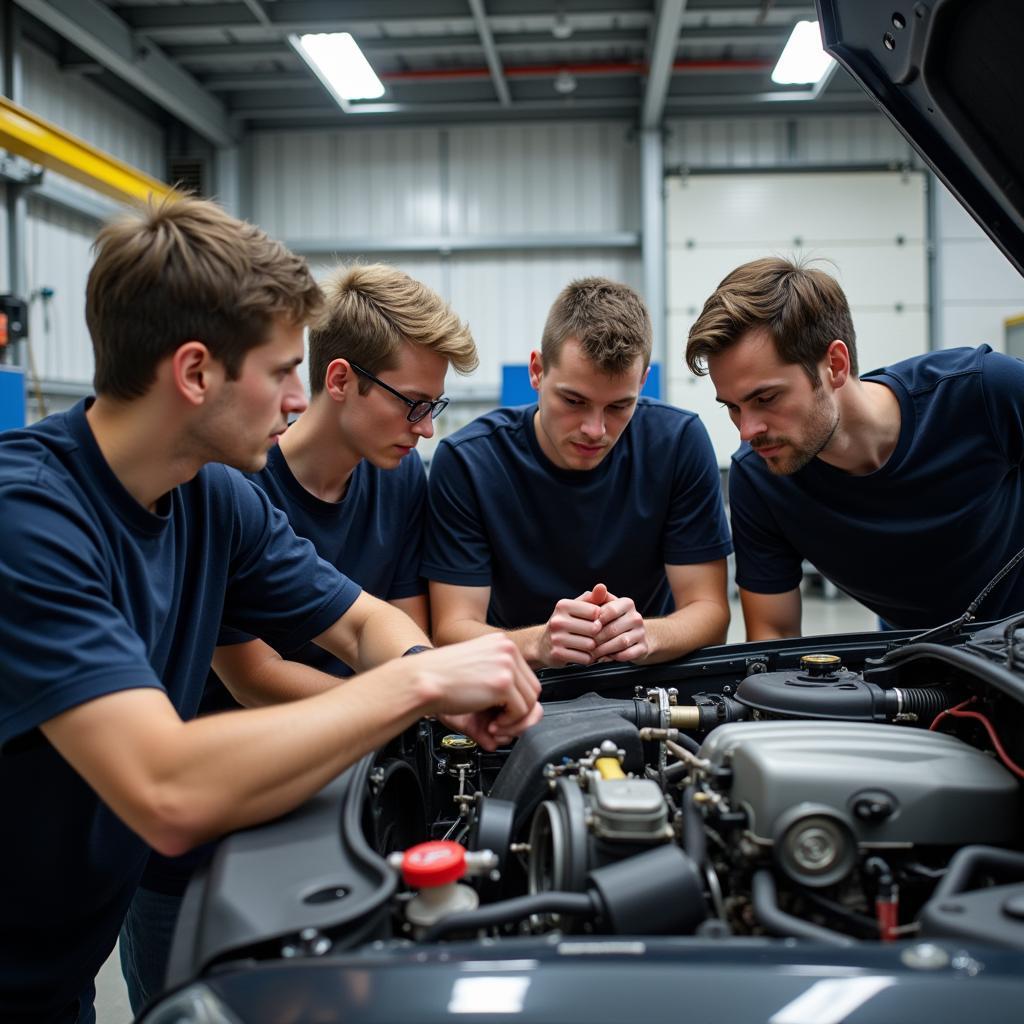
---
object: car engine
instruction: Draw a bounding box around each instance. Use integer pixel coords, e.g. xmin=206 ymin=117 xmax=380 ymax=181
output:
xmin=169 ymin=616 xmax=1024 ymax=985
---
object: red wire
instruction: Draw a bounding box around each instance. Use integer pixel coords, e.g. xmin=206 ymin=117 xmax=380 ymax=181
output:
xmin=930 ymin=697 xmax=1024 ymax=779
xmin=946 ymin=707 xmax=1024 ymax=779
xmin=928 ymin=697 xmax=976 ymax=731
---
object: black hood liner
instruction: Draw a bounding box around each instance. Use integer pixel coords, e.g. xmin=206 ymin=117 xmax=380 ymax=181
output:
xmin=817 ymin=0 xmax=1024 ymax=276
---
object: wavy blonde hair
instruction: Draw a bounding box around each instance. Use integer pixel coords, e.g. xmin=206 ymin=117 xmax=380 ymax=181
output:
xmin=308 ymin=263 xmax=478 ymax=395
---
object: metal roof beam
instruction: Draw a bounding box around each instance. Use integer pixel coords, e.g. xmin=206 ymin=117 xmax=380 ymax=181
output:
xmin=203 ymin=73 xmax=312 ymax=91
xmin=467 ymin=0 xmax=510 ymax=107
xmin=117 ymin=0 xmax=803 ymax=37
xmin=642 ymin=0 xmax=687 ymax=129
xmin=14 ymin=0 xmax=235 ymax=144
xmin=234 ymin=96 xmax=641 ymax=120
xmin=167 ymin=43 xmax=298 ymax=65
xmin=166 ymin=26 xmax=788 ymax=68
xmin=119 ymin=1 xmax=654 ymax=37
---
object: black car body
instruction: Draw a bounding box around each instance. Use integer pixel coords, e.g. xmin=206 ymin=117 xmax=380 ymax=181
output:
xmin=142 ymin=2 xmax=1024 ymax=1021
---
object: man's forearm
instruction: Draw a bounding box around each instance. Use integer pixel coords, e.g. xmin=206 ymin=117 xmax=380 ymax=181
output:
xmin=436 ymin=616 xmax=548 ymax=668
xmin=641 ymin=599 xmax=730 ymax=664
xmin=355 ymin=603 xmax=431 ymax=668
xmin=43 ymin=663 xmax=434 ymax=859
xmin=173 ymin=668 xmax=430 ymax=845
xmin=221 ymin=656 xmax=345 ymax=707
xmin=317 ymin=595 xmax=432 ymax=671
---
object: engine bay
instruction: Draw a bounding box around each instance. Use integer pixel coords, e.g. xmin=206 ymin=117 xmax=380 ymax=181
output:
xmin=168 ymin=617 xmax=1024 ymax=985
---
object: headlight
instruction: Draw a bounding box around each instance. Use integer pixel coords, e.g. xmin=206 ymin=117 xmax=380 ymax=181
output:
xmin=139 ymin=983 xmax=242 ymax=1024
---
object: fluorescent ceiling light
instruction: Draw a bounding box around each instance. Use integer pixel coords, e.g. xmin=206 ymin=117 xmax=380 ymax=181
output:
xmin=772 ymin=21 xmax=835 ymax=85
xmin=289 ymin=32 xmax=385 ymax=106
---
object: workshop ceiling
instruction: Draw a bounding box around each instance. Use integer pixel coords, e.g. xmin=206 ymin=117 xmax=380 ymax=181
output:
xmin=19 ymin=0 xmax=877 ymax=140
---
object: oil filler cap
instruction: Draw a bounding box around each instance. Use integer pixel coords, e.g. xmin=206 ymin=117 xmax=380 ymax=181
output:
xmin=401 ymin=841 xmax=467 ymax=888
xmin=800 ymin=654 xmax=842 ymax=677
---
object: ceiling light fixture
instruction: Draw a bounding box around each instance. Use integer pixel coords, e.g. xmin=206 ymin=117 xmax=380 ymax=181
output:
xmin=771 ymin=20 xmax=835 ymax=85
xmin=288 ymin=32 xmax=385 ymax=108
xmin=553 ymin=69 xmax=577 ymax=94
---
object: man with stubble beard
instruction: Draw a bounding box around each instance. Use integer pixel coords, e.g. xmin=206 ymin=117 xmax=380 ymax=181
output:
xmin=686 ymin=256 xmax=1024 ymax=640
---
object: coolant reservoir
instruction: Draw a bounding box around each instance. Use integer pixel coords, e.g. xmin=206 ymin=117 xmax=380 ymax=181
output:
xmin=395 ymin=840 xmax=480 ymax=929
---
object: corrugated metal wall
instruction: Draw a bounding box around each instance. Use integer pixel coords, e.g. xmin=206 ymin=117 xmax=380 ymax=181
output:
xmin=664 ymin=115 xmax=916 ymax=168
xmin=249 ymin=121 xmax=642 ymax=452
xmin=0 ymin=186 xmax=8 ymax=289
xmin=25 ymin=199 xmax=107 ymax=385
xmin=18 ymin=43 xmax=165 ymax=401
xmin=251 ymin=122 xmax=638 ymax=242
xmin=21 ymin=44 xmax=164 ymax=177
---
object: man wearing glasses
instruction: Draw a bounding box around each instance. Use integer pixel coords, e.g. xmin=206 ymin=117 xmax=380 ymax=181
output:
xmin=424 ymin=277 xmax=733 ymax=669
xmin=120 ymin=262 xmax=479 ymax=1012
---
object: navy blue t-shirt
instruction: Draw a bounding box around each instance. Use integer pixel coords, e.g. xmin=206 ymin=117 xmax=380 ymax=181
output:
xmin=422 ymin=400 xmax=732 ymax=628
xmin=139 ymin=442 xmax=428 ymax=897
xmin=0 ymin=401 xmax=360 ymax=1023
xmin=217 ymin=441 xmax=427 ymax=677
xmin=729 ymin=345 xmax=1024 ymax=628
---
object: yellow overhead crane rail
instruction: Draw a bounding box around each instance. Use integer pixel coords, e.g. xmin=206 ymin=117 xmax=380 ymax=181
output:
xmin=0 ymin=94 xmax=173 ymax=206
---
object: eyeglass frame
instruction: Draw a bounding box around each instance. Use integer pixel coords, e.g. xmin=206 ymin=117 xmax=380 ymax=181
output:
xmin=347 ymin=361 xmax=450 ymax=424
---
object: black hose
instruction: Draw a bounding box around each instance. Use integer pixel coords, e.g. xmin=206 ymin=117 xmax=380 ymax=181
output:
xmin=877 ymin=643 xmax=1024 ymax=707
xmin=890 ymin=686 xmax=949 ymax=720
xmin=751 ymin=870 xmax=856 ymax=947
xmin=672 ymin=731 xmax=701 ymax=755
xmin=419 ymin=890 xmax=599 ymax=942
xmin=930 ymin=846 xmax=1024 ymax=902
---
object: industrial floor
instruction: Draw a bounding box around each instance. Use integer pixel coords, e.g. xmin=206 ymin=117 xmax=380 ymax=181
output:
xmin=94 ymin=591 xmax=877 ymax=1021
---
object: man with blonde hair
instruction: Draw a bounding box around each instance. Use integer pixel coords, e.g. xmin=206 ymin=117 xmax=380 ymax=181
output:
xmin=686 ymin=255 xmax=1024 ymax=639
xmin=0 ymin=197 xmax=541 ymax=1023
xmin=120 ymin=262 xmax=481 ymax=1011
xmin=425 ymin=276 xmax=732 ymax=668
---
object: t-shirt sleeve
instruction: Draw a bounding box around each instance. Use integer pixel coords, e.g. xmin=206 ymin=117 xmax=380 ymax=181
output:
xmin=421 ymin=440 xmax=492 ymax=587
xmin=0 ymin=478 xmax=163 ymax=744
xmin=729 ymin=457 xmax=804 ymax=594
xmin=662 ymin=416 xmax=733 ymax=566
xmin=220 ymin=474 xmax=362 ymax=648
xmin=386 ymin=455 xmax=429 ymax=600
xmin=980 ymin=350 xmax=1024 ymax=465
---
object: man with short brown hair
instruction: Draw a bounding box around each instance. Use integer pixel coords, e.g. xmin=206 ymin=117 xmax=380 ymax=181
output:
xmin=119 ymin=261 xmax=484 ymax=1012
xmin=425 ymin=276 xmax=732 ymax=669
xmin=687 ymin=255 xmax=1024 ymax=639
xmin=0 ymin=196 xmax=541 ymax=1024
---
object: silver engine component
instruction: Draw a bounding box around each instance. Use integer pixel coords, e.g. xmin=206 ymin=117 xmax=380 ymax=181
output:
xmin=528 ymin=743 xmax=673 ymax=896
xmin=700 ymin=721 xmax=1021 ymax=882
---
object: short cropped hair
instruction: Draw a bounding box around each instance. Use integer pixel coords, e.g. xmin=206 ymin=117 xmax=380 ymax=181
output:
xmin=685 ymin=256 xmax=857 ymax=382
xmin=86 ymin=195 xmax=322 ymax=400
xmin=307 ymin=263 xmax=478 ymax=396
xmin=541 ymin=277 xmax=652 ymax=374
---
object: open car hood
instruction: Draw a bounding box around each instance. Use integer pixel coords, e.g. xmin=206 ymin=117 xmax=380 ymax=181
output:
xmin=817 ymin=0 xmax=1024 ymax=276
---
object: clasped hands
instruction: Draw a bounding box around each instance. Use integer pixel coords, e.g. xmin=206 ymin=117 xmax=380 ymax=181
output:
xmin=539 ymin=582 xmax=649 ymax=667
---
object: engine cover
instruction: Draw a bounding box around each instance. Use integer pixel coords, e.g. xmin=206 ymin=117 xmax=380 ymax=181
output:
xmin=699 ymin=721 xmax=1022 ymax=847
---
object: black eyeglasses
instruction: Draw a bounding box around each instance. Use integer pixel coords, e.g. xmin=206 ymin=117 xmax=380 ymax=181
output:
xmin=348 ymin=362 xmax=449 ymax=424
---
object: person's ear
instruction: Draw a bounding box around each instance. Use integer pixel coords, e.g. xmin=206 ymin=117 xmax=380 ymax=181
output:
xmin=324 ymin=358 xmax=354 ymax=402
xmin=823 ymin=340 xmax=851 ymax=390
xmin=172 ymin=341 xmax=217 ymax=406
xmin=528 ymin=350 xmax=544 ymax=391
